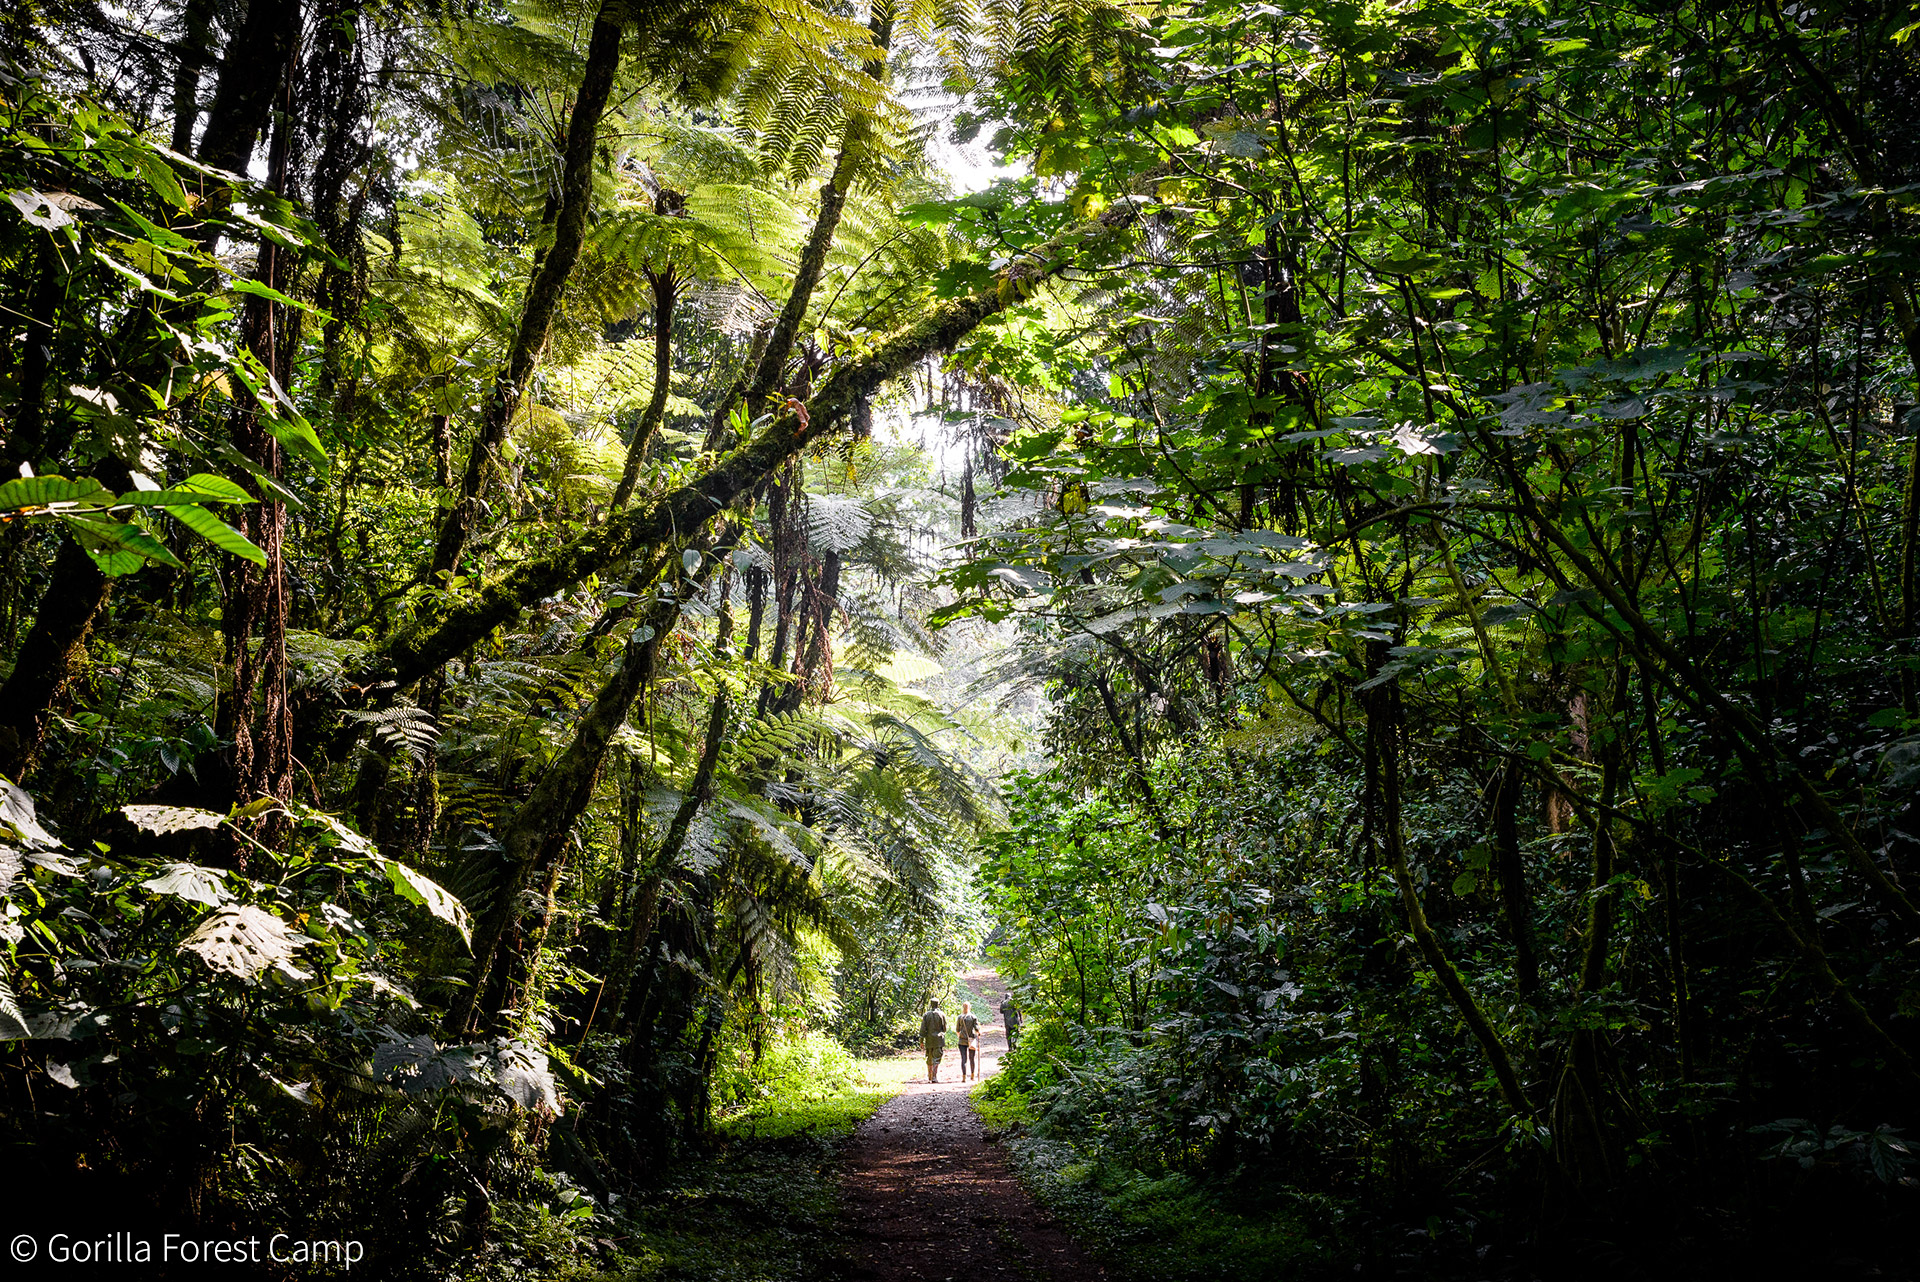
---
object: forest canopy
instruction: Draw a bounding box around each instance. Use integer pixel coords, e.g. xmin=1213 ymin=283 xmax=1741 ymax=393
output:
xmin=1 ymin=0 xmax=1918 ymax=1276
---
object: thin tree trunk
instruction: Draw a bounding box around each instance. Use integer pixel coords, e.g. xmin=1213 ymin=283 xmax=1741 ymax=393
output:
xmin=1093 ymin=671 xmax=1173 ymax=841
xmin=609 ymin=599 xmax=735 ymax=1034
xmin=741 ymin=562 xmax=767 ymax=665
xmin=724 ymin=13 xmax=893 ymax=437
xmin=610 ymin=269 xmax=677 ymax=512
xmin=169 ymin=0 xmax=219 ymax=153
xmin=793 ymin=547 xmax=841 ymax=703
xmin=7 ymin=247 xmax=60 ymax=473
xmin=1555 ymin=688 xmax=1630 ymax=1188
xmin=0 ymin=539 xmax=109 ymax=781
xmin=1899 ymin=406 xmax=1920 ymax=716
xmin=429 ymin=0 xmax=626 ymax=578
xmin=1489 ymin=759 xmax=1540 ymax=998
xmin=1368 ymin=676 xmax=1536 ymax=1119
xmin=222 ymin=62 xmax=302 ymax=816
xmin=647 ymin=612 xmax=735 ymax=890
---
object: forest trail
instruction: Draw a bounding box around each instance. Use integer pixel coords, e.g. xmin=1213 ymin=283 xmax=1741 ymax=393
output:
xmin=839 ymin=967 xmax=1107 ymax=1282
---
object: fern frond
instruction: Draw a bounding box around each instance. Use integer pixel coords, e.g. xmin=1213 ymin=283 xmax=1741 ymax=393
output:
xmin=346 ymin=702 xmax=442 ymax=766
xmin=804 ymin=492 xmax=873 ymax=552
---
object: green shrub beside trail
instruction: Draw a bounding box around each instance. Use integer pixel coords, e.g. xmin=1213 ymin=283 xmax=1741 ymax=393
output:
xmin=973 ymin=1032 xmax=1328 ymax=1282
xmin=715 ymin=1035 xmax=905 ymax=1140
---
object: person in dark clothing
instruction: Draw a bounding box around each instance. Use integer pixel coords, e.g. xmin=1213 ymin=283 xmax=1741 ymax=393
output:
xmin=955 ymin=1002 xmax=981 ymax=1080
xmin=999 ymin=996 xmax=1020 ymax=1052
xmin=920 ymin=1000 xmax=947 ymax=1083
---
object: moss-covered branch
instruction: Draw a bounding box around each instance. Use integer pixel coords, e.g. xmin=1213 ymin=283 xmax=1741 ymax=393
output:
xmin=300 ymin=210 xmax=1137 ymax=755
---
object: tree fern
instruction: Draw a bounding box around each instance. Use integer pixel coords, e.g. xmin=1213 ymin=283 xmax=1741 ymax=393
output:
xmin=346 ymin=702 xmax=443 ymax=767
xmin=718 ymin=707 xmax=838 ymax=770
xmin=804 ymin=492 xmax=874 ymax=552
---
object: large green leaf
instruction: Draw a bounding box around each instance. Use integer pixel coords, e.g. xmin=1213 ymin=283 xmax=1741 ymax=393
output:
xmin=226 ymin=360 xmax=329 ymax=469
xmin=0 ymin=476 xmax=114 ymax=511
xmin=123 ymin=804 xmax=227 ymax=834
xmin=377 ymin=857 xmax=472 ymax=945
xmin=1 ymin=780 xmax=62 ymax=850
xmin=140 ymin=862 xmax=236 ymax=907
xmin=116 ymin=473 xmax=255 ymax=506
xmin=264 ymin=410 xmax=328 ymax=471
xmin=179 ymin=905 xmax=312 ymax=983
xmin=59 ymin=515 xmax=183 ymax=576
xmin=167 ymin=503 xmax=266 ymax=564
xmin=229 ymin=276 xmax=334 ymax=322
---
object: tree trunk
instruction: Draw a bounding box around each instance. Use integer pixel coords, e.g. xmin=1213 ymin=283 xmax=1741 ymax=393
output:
xmin=609 ymin=269 xmax=677 ymax=512
xmin=196 ymin=0 xmax=301 ymax=175
xmin=0 ymin=539 xmax=109 ymax=781
xmin=221 ymin=67 xmax=303 ymax=817
xmin=1367 ymin=674 xmax=1535 ymax=1119
xmin=168 ymin=0 xmax=220 ymax=153
xmin=429 ymin=0 xmax=627 ymax=579
xmin=1489 ymin=759 xmax=1540 ymax=997
xmin=724 ymin=13 xmax=893 ymax=437
xmin=793 ymin=546 xmax=841 ymax=703
xmin=449 ymin=528 xmax=735 ymax=1035
xmin=8 ymin=246 xmax=60 ymax=473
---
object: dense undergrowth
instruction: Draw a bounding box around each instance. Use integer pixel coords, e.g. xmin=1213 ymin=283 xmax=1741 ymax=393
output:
xmin=452 ymin=1052 xmax=904 ymax=1282
xmin=975 ymin=1032 xmax=1331 ymax=1282
xmin=592 ymin=1057 xmax=903 ymax=1282
xmin=974 ymin=743 xmax=1920 ymax=1280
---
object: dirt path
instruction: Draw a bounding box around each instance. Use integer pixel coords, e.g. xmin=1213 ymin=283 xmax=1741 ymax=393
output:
xmin=839 ymin=967 xmax=1107 ymax=1282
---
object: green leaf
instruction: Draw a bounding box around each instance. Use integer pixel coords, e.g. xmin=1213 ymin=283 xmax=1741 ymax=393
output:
xmin=228 ymin=276 xmax=334 ymax=322
xmin=89 ymin=247 xmax=182 ymax=300
xmin=117 ymin=474 xmax=255 ymax=506
xmin=109 ymin=199 xmax=195 ymax=251
xmin=1377 ymin=254 xmax=1442 ymax=275
xmin=128 ymin=147 xmax=193 ymax=209
xmin=263 ymin=410 xmax=328 ymax=470
xmin=179 ymin=905 xmax=312 ymax=983
xmin=377 ymin=857 xmax=472 ymax=945
xmin=59 ymin=516 xmax=183 ymax=575
xmin=123 ymin=804 xmax=227 ymax=834
xmin=226 ymin=360 xmax=329 ymax=469
xmin=140 ymin=862 xmax=235 ymax=907
xmin=167 ymin=503 xmax=266 ymax=564
xmin=2 ymin=779 xmax=62 ymax=850
xmin=0 ymin=476 xmax=115 ymax=511
xmin=227 ymin=203 xmax=308 ymax=252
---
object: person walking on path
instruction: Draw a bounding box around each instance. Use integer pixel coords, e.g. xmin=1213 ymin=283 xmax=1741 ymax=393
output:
xmin=999 ymin=996 xmax=1021 ymax=1052
xmin=921 ymin=1000 xmax=948 ymax=1083
xmin=956 ymin=1002 xmax=981 ymax=1081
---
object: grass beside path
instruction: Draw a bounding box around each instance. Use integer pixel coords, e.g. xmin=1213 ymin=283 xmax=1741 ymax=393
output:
xmin=594 ymin=1053 xmax=905 ymax=1281
xmin=716 ymin=1049 xmax=905 ymax=1141
xmin=968 ymin=1068 xmax=1330 ymax=1282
